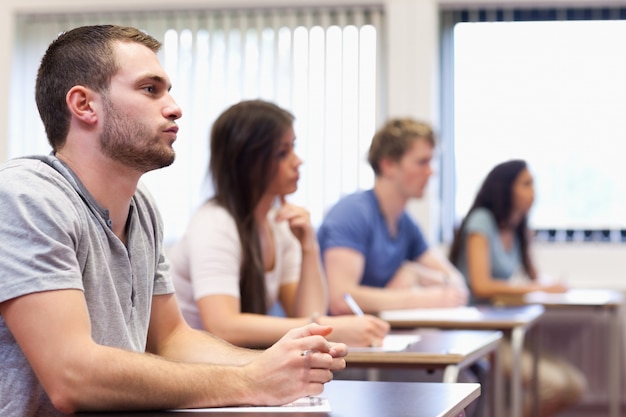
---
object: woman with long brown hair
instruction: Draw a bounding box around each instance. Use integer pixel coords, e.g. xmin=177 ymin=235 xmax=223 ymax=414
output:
xmin=169 ymin=99 xmax=389 ymax=348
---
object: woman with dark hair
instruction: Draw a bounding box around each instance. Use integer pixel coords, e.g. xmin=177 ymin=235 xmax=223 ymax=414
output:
xmin=449 ymin=160 xmax=586 ymax=417
xmin=449 ymin=159 xmax=566 ymax=305
xmin=169 ymin=99 xmax=389 ymax=348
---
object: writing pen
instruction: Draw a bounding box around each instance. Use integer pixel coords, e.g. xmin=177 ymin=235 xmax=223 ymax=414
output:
xmin=343 ymin=293 xmax=364 ymax=316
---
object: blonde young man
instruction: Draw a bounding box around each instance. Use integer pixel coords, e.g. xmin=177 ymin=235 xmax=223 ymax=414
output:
xmin=0 ymin=25 xmax=346 ymax=416
xmin=318 ymin=118 xmax=468 ymax=315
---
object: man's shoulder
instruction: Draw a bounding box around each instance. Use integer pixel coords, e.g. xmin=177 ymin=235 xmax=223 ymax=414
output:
xmin=319 ymin=190 xmax=376 ymax=243
xmin=340 ymin=189 xmax=373 ymax=203
xmin=1 ymin=155 xmax=52 ymax=173
xmin=327 ymin=189 xmax=375 ymax=215
xmin=0 ymin=156 xmax=72 ymax=194
xmin=134 ymin=181 xmax=159 ymax=206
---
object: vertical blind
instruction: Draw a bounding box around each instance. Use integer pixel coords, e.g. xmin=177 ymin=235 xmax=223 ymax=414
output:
xmin=10 ymin=7 xmax=384 ymax=244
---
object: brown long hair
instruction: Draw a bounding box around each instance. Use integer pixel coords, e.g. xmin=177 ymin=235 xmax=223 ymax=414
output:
xmin=449 ymin=159 xmax=535 ymax=278
xmin=209 ymin=100 xmax=295 ymax=314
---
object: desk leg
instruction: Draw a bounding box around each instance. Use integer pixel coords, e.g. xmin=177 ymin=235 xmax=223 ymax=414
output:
xmin=510 ymin=326 xmax=526 ymax=417
xmin=491 ymin=345 xmax=503 ymax=417
xmin=443 ymin=365 xmax=460 ymax=383
xmin=531 ymin=323 xmax=539 ymax=417
xmin=366 ymin=368 xmax=380 ymax=381
xmin=609 ymin=306 xmax=621 ymax=417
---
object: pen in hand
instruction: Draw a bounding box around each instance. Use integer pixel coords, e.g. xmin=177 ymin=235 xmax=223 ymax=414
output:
xmin=343 ymin=293 xmax=364 ymax=316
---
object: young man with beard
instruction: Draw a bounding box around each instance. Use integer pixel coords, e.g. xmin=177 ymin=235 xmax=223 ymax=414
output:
xmin=0 ymin=24 xmax=346 ymax=416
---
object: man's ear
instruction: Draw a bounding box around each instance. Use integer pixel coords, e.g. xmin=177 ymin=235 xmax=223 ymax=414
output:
xmin=66 ymin=86 xmax=98 ymax=125
xmin=378 ymin=157 xmax=396 ymax=177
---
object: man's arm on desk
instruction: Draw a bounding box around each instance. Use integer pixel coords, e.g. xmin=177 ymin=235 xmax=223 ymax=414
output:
xmin=1 ymin=290 xmax=346 ymax=413
xmin=386 ymin=250 xmax=468 ymax=292
xmin=147 ymin=293 xmax=347 ymax=367
xmin=324 ymin=247 xmax=468 ymax=315
xmin=146 ymin=292 xmax=259 ymax=365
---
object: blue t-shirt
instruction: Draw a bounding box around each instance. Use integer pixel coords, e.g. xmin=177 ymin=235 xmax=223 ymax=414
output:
xmin=456 ymin=207 xmax=521 ymax=304
xmin=318 ymin=189 xmax=429 ymax=288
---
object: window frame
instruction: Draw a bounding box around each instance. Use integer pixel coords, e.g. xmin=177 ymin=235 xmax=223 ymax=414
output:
xmin=439 ymin=6 xmax=626 ymax=244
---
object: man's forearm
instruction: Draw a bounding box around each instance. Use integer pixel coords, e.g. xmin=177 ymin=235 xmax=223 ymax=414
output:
xmin=45 ymin=323 xmax=340 ymax=414
xmin=50 ymin=342 xmax=257 ymax=413
xmin=153 ymin=325 xmax=260 ymax=366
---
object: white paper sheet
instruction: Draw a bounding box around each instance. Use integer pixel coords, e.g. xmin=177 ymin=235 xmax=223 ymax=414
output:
xmin=168 ymin=396 xmax=330 ymax=413
xmin=525 ymin=289 xmax=616 ymax=305
xmin=379 ymin=306 xmax=483 ymax=321
xmin=349 ymin=334 xmax=421 ymax=352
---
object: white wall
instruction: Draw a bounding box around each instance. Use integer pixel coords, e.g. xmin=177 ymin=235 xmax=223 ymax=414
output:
xmin=2 ymin=0 xmax=626 ymax=288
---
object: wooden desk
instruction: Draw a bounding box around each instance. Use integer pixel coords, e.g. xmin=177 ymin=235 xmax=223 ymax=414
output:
xmin=346 ymin=329 xmax=502 ymax=383
xmin=522 ymin=289 xmax=624 ymax=417
xmin=379 ymin=305 xmax=545 ymax=417
xmin=76 ymin=380 xmax=481 ymax=417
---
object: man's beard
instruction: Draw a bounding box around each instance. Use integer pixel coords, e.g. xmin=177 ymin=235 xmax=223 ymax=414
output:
xmin=99 ymin=99 xmax=176 ymax=173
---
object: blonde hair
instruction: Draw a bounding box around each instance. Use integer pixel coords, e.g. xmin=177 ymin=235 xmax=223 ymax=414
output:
xmin=367 ymin=118 xmax=435 ymax=176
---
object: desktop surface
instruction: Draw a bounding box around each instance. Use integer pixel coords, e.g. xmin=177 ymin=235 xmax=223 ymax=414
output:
xmin=76 ymin=380 xmax=480 ymax=417
xmin=379 ymin=304 xmax=545 ymax=330
xmin=346 ymin=329 xmax=502 ymax=366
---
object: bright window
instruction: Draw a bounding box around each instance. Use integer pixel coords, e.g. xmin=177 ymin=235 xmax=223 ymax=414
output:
xmin=445 ymin=16 xmax=626 ymax=241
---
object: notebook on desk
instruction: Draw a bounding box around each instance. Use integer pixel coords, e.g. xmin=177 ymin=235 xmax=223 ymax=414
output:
xmin=349 ymin=334 xmax=421 ymax=352
xmin=379 ymin=306 xmax=483 ymax=322
xmin=524 ymin=288 xmax=621 ymax=305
